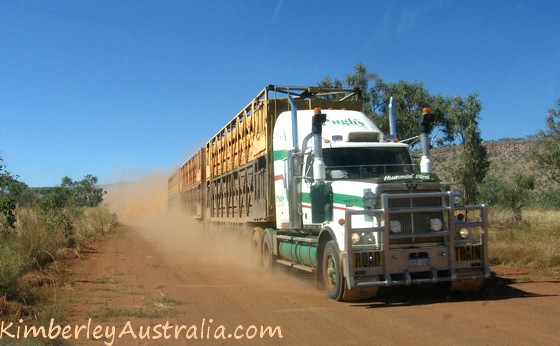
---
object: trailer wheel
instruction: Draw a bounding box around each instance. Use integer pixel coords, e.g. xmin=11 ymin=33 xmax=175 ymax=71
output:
xmin=323 ymin=240 xmax=345 ymax=301
xmin=261 ymin=231 xmax=275 ymax=271
xmin=251 ymin=228 xmax=263 ymax=266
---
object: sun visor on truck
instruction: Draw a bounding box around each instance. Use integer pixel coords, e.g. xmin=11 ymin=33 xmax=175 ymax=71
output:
xmin=347 ymin=131 xmax=380 ymax=142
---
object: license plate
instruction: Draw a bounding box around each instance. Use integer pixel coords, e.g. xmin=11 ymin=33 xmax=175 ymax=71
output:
xmin=409 ymin=258 xmax=430 ymax=267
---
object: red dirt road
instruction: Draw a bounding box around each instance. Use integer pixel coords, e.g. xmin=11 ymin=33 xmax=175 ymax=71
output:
xmin=54 ymin=221 xmax=560 ymax=346
xmin=41 ymin=177 xmax=558 ymax=346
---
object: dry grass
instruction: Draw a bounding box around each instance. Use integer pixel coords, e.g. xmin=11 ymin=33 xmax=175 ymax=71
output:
xmin=72 ymin=206 xmax=118 ymax=240
xmin=1 ymin=205 xmax=118 ymax=319
xmin=488 ymin=208 xmax=560 ymax=278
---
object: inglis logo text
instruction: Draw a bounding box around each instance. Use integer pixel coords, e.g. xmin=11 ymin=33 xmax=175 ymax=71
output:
xmin=324 ymin=118 xmax=366 ymax=127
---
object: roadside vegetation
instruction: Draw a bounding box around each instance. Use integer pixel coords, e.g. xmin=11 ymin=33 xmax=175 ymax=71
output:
xmin=481 ymin=98 xmax=560 ymax=278
xmin=0 ymin=159 xmax=117 ymax=320
xmin=489 ymin=209 xmax=560 ymax=277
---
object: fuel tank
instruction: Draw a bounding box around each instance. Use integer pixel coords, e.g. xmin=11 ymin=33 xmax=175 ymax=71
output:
xmin=278 ymin=239 xmax=318 ymax=268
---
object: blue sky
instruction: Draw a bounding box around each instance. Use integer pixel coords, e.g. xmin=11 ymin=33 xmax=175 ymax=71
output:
xmin=1 ymin=0 xmax=559 ymax=187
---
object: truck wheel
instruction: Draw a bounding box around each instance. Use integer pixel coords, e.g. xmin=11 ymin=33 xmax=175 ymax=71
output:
xmin=323 ymin=240 xmax=345 ymax=301
xmin=251 ymin=228 xmax=263 ymax=266
xmin=261 ymin=231 xmax=275 ymax=271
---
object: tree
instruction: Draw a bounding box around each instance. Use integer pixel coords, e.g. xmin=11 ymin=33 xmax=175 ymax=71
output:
xmin=534 ymin=98 xmax=560 ymax=185
xmin=320 ymin=63 xmax=490 ymax=202
xmin=370 ymin=79 xmax=438 ymax=144
xmin=0 ymin=156 xmax=18 ymax=232
xmin=318 ymin=76 xmax=343 ymax=90
xmin=72 ymin=174 xmax=105 ymax=207
xmin=345 ymin=63 xmax=373 ymax=116
xmin=446 ymin=94 xmax=490 ymax=204
xmin=480 ymin=173 xmax=535 ymax=222
xmin=337 ymin=63 xmax=447 ymax=145
xmin=39 ymin=175 xmax=105 ymax=211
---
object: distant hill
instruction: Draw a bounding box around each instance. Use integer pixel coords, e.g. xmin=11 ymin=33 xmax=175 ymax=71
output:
xmin=423 ymin=138 xmax=553 ymax=193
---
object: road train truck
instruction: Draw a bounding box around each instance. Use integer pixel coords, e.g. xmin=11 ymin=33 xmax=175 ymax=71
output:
xmin=168 ymin=85 xmax=490 ymax=301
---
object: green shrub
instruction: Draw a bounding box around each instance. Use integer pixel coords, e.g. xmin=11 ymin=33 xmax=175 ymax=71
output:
xmin=0 ymin=242 xmax=24 ymax=299
xmin=533 ymin=188 xmax=560 ymax=210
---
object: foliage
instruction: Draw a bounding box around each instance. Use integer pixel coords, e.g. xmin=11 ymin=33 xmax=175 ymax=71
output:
xmin=489 ymin=209 xmax=560 ymax=276
xmin=446 ymin=94 xmax=489 ymax=204
xmin=320 ymin=63 xmax=490 ymax=202
xmin=0 ymin=156 xmax=19 ymax=232
xmin=534 ymin=188 xmax=560 ymax=210
xmin=345 ymin=63 xmax=373 ymax=116
xmin=32 ymin=175 xmax=105 ymax=249
xmin=533 ymin=98 xmax=560 ymax=185
xmin=39 ymin=175 xmax=105 ymax=211
xmin=1 ymin=205 xmax=117 ymax=305
xmin=318 ymin=76 xmax=343 ymax=94
xmin=481 ymin=173 xmax=535 ymax=222
xmin=0 ymin=154 xmax=114 ymax=308
xmin=370 ymin=79 xmax=436 ymax=144
xmin=0 ymin=243 xmax=24 ymax=299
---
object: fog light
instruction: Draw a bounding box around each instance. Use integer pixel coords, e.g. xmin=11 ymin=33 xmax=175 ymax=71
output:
xmin=390 ymin=220 xmax=402 ymax=233
xmin=459 ymin=228 xmax=470 ymax=239
xmin=430 ymin=218 xmax=443 ymax=231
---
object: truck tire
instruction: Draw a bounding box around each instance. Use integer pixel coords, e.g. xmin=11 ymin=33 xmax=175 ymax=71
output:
xmin=261 ymin=231 xmax=275 ymax=271
xmin=323 ymin=240 xmax=345 ymax=301
xmin=251 ymin=228 xmax=263 ymax=266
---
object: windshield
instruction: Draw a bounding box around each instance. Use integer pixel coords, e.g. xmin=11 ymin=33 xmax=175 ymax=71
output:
xmin=320 ymin=147 xmax=415 ymax=180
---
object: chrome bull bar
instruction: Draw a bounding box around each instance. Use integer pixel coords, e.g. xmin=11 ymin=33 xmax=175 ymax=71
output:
xmin=342 ymin=191 xmax=490 ymax=289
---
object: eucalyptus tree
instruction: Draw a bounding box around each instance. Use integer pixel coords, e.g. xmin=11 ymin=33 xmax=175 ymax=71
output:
xmin=535 ymin=98 xmax=560 ymax=185
xmin=320 ymin=63 xmax=490 ymax=203
xmin=444 ymin=94 xmax=489 ymax=204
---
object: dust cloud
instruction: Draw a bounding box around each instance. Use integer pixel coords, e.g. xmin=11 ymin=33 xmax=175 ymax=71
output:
xmin=103 ymin=172 xmax=249 ymax=268
xmin=102 ymin=172 xmax=320 ymax=296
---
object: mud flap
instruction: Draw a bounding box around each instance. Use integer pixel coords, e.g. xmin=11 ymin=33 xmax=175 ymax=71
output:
xmin=342 ymin=286 xmax=379 ymax=302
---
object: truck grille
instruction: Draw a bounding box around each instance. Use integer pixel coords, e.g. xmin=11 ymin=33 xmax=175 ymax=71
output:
xmin=383 ymin=189 xmax=447 ymax=247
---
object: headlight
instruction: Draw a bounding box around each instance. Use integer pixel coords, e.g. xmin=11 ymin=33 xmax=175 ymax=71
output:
xmin=351 ymin=232 xmax=376 ymax=245
xmin=390 ymin=220 xmax=402 ymax=233
xmin=363 ymin=191 xmax=376 ymax=209
xmin=351 ymin=232 xmax=361 ymax=245
xmin=430 ymin=218 xmax=443 ymax=231
xmin=362 ymin=232 xmax=375 ymax=243
xmin=459 ymin=228 xmax=470 ymax=239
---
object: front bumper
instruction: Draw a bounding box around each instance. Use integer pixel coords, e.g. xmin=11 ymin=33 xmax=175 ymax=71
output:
xmin=342 ymin=191 xmax=490 ymax=289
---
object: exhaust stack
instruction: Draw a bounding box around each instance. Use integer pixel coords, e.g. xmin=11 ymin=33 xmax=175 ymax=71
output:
xmin=310 ymin=107 xmax=331 ymax=223
xmin=312 ymin=107 xmax=327 ymax=183
xmin=388 ymin=97 xmax=397 ymax=139
xmin=287 ymin=95 xmax=302 ymax=229
xmin=420 ymin=107 xmax=434 ymax=173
